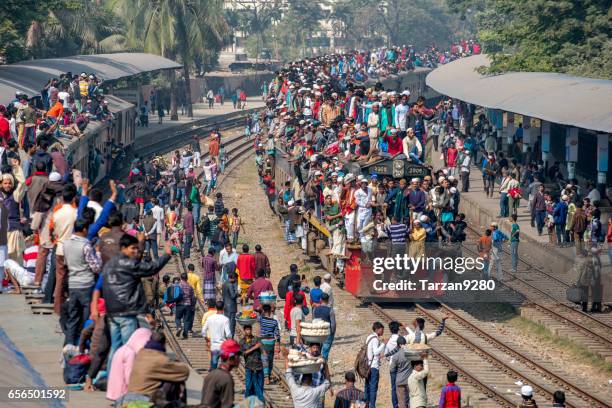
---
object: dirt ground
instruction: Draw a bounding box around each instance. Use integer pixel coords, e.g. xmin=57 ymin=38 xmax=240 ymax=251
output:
xmin=219 ymin=154 xmax=399 ymax=407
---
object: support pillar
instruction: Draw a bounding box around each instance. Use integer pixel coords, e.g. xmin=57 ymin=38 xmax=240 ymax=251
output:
xmin=522 ymin=116 xmax=531 ymax=153
xmin=541 ymin=121 xmax=551 ymax=168
xmin=492 ymin=109 xmax=503 ymax=153
xmin=565 ymin=127 xmax=579 ymax=180
xmin=505 ymin=112 xmax=515 ymax=156
xmin=596 ymin=133 xmax=609 ymax=185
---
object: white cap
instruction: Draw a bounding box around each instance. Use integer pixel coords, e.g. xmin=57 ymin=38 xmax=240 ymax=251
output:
xmin=437 ymin=176 xmax=446 ymax=184
xmin=450 ymin=187 xmax=457 ymax=193
xmin=287 ymin=200 xmax=295 ymax=206
xmin=561 ymin=194 xmax=569 ymax=201
xmin=49 ymin=172 xmax=62 ymax=182
xmin=419 ymin=215 xmax=428 ymax=222
xmin=411 ymin=178 xmax=420 ymax=183
xmin=314 ymin=170 xmax=322 ymax=176
xmin=448 ymin=175 xmax=456 ymax=181
xmin=520 ymin=385 xmax=533 ymax=397
xmin=323 ymin=273 xmax=332 ymax=280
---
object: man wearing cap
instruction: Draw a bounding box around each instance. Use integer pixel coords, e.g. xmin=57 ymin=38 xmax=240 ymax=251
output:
xmin=355 ymin=178 xmax=373 ymax=240
xmin=459 ymin=150 xmax=471 ymax=192
xmin=365 ymin=103 xmax=381 ymax=161
xmin=392 ymin=178 xmax=410 ymax=224
xmin=384 ymin=129 xmax=403 ymax=157
xmin=518 ymin=385 xmax=538 ymax=408
xmin=407 ymin=178 xmax=427 ymax=219
xmin=200 ymin=339 xmax=241 ymax=407
xmin=320 ymin=273 xmax=334 ymax=307
xmin=402 ymin=128 xmax=423 ymax=165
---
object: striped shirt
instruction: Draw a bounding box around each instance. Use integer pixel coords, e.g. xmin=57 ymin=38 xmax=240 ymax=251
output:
xmin=386 ymin=223 xmax=408 ymax=243
xmin=259 ymin=315 xmax=280 ymax=340
xmin=177 ymin=281 xmax=195 ymax=306
xmin=23 ymin=245 xmax=39 ymax=269
xmin=334 ymin=385 xmax=365 ymax=408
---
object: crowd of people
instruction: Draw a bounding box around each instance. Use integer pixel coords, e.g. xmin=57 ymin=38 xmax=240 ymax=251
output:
xmin=0 ymin=41 xmax=592 ymax=408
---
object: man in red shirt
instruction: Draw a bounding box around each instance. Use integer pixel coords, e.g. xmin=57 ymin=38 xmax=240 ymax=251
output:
xmin=385 ymin=129 xmax=403 ymax=156
xmin=236 ymin=244 xmax=256 ymax=304
xmin=246 ymin=268 xmax=273 ymax=310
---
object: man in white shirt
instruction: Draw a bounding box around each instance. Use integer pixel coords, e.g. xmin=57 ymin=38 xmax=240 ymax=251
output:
xmin=201 ymin=300 xmax=232 ymax=370
xmin=394 ymin=95 xmax=409 ymax=131
xmin=404 ymin=317 xmax=446 ymax=345
xmin=52 ymin=186 xmax=78 ymax=314
xmin=402 ymin=129 xmax=423 ymax=165
xmin=355 ymin=178 xmax=373 ymax=239
xmin=320 ymin=273 xmax=334 ymax=307
xmin=218 ymin=242 xmax=238 ymax=282
xmin=365 ymin=322 xmax=386 ymax=408
xmin=408 ymin=355 xmax=429 ymax=408
xmin=459 ymin=150 xmax=471 ymax=192
xmin=150 ymin=198 xmax=165 ymax=245
xmin=285 ymin=354 xmax=331 ymax=408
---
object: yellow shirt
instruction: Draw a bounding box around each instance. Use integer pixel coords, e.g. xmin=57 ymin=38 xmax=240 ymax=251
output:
xmin=201 ymin=309 xmax=217 ymax=339
xmin=409 ymin=227 xmax=426 ymax=242
xmin=187 ymin=272 xmax=204 ymax=303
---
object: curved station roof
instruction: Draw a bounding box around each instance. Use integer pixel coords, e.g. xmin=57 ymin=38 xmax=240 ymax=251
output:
xmin=426 ymin=54 xmax=612 ymax=133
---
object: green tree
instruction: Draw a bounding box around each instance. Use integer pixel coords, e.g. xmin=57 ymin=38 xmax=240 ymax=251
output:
xmin=111 ymin=0 xmax=228 ymax=118
xmin=231 ymin=1 xmax=282 ymax=60
xmin=0 ymin=0 xmax=130 ymax=63
xmin=447 ymin=0 xmax=612 ymax=79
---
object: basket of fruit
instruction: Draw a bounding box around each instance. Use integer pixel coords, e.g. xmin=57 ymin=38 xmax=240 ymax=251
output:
xmin=288 ymin=349 xmax=325 ymax=374
xmin=236 ymin=309 xmax=258 ymax=326
xmin=300 ymin=320 xmax=330 ymax=344
xmin=258 ymin=291 xmax=277 ymax=305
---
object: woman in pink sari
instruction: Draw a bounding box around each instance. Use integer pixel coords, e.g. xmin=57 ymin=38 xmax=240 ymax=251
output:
xmin=106 ymin=328 xmax=152 ymax=403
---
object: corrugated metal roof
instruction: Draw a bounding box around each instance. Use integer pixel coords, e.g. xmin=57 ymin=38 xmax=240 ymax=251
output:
xmin=426 ymin=54 xmax=612 ymax=133
xmin=0 ymin=52 xmax=181 ymax=102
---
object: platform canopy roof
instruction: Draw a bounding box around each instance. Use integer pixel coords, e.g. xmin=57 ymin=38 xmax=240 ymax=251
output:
xmin=0 ymin=52 xmax=181 ymax=102
xmin=426 ymin=54 xmax=612 ymax=133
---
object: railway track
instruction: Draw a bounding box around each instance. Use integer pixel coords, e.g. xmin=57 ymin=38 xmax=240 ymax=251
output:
xmin=461 ymin=225 xmax=612 ymax=361
xmin=150 ymin=124 xmax=293 ymax=407
xmin=139 ymin=108 xmax=259 ymax=158
xmin=369 ymin=302 xmax=610 ymax=408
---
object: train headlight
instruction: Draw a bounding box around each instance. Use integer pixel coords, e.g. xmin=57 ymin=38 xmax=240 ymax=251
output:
xmin=392 ymin=159 xmax=405 ymax=178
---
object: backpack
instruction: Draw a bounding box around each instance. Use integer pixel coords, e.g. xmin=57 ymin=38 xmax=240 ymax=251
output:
xmin=277 ymin=274 xmax=296 ymax=300
xmin=164 ymin=284 xmax=183 ymax=304
xmin=63 ymin=354 xmax=90 ymax=384
xmin=198 ymin=215 xmax=211 ymax=235
xmin=354 ymin=335 xmax=376 ymax=379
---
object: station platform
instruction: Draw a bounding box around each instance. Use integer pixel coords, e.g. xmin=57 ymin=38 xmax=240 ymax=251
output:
xmin=134 ymin=97 xmax=265 ymax=140
xmin=430 ymin=150 xmax=598 ymax=276
xmin=0 ymin=294 xmax=203 ymax=408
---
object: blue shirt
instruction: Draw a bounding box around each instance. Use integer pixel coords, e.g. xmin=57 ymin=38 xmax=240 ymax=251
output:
xmin=310 ymin=288 xmax=323 ymax=304
xmin=492 ymin=230 xmax=508 ymax=248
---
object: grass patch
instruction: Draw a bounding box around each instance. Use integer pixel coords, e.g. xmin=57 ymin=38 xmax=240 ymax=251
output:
xmin=508 ymin=315 xmax=612 ymax=375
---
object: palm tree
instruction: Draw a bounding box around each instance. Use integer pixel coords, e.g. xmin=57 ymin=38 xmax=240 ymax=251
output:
xmin=110 ymin=0 xmax=228 ymax=119
xmin=25 ymin=1 xmax=126 ymax=59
